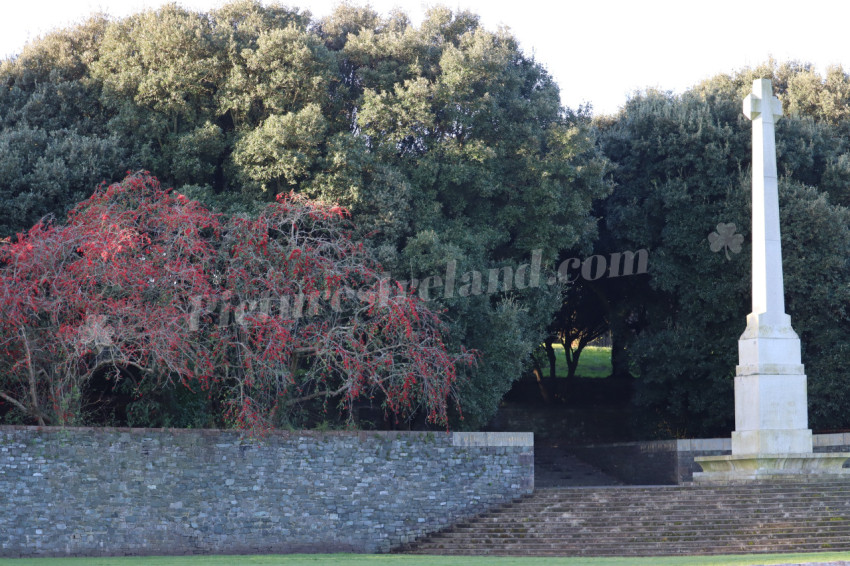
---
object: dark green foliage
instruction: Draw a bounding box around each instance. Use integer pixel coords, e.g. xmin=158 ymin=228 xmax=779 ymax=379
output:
xmin=692 ymin=61 xmax=850 ymax=208
xmin=0 ymin=16 xmax=122 ymax=234
xmin=598 ymin=63 xmax=850 ymax=436
xmin=121 ymin=380 xmax=221 ymax=429
xmin=0 ymin=2 xmax=608 ymax=429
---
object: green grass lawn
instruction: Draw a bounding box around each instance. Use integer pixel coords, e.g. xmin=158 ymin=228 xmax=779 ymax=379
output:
xmin=2 ymin=552 xmax=850 ymax=566
xmin=540 ymin=344 xmax=612 ymax=379
xmin=572 ymin=345 xmax=611 ymax=378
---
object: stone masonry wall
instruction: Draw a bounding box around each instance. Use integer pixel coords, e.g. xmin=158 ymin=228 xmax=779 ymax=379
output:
xmin=574 ymin=434 xmax=850 ymax=485
xmin=0 ymin=427 xmax=533 ymax=557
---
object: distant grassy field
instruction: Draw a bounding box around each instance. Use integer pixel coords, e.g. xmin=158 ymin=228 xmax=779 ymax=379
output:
xmin=539 ymin=344 xmax=611 ymax=379
xmin=2 ymin=552 xmax=850 ymax=566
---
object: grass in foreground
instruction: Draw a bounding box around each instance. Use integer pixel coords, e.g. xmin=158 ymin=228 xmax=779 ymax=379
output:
xmin=2 ymin=553 xmax=850 ymax=566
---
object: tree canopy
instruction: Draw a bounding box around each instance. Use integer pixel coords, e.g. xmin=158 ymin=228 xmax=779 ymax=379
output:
xmin=595 ymin=61 xmax=850 ymax=436
xmin=0 ymin=1 xmax=609 ymax=429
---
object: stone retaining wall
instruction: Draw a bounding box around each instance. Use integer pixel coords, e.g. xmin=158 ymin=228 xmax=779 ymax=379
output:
xmin=574 ymin=434 xmax=850 ymax=485
xmin=0 ymin=427 xmax=533 ymax=557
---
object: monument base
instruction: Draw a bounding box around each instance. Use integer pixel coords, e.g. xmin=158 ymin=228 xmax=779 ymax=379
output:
xmin=732 ymin=428 xmax=812 ymax=454
xmin=693 ymin=453 xmax=850 ymax=484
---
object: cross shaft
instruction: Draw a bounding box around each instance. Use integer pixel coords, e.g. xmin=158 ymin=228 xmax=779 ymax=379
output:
xmin=744 ymin=79 xmax=784 ymax=321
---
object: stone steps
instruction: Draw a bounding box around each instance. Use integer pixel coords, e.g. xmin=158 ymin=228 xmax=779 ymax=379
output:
xmin=486 ymin=504 xmax=847 ymax=515
xmin=485 ymin=511 xmax=850 ymax=520
xmin=447 ymin=522 xmax=850 ymax=532
xmin=403 ymin=540 xmax=850 ymax=556
xmin=396 ymin=482 xmax=850 ymax=556
xmin=429 ymin=530 xmax=850 ymax=542
xmin=401 ymin=544 xmax=850 ymax=557
xmin=471 ymin=511 xmax=850 ymax=521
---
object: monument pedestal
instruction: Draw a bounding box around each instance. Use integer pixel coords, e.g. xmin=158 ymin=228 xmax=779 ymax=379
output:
xmin=694 ymin=313 xmax=850 ymax=483
xmin=694 ymin=453 xmax=850 ymax=483
xmin=732 ymin=312 xmax=812 ymax=454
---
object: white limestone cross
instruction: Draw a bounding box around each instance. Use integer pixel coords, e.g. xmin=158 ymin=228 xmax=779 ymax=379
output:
xmin=743 ymin=80 xmax=785 ymax=322
xmin=693 ymin=80 xmax=850 ymax=482
xmin=733 ymin=79 xmax=812 ymax=456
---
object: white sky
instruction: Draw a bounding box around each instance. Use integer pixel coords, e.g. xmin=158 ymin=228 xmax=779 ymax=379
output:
xmin=1 ymin=0 xmax=849 ymax=116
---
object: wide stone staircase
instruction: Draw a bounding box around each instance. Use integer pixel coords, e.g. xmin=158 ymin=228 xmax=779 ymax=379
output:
xmin=397 ymin=481 xmax=850 ymax=556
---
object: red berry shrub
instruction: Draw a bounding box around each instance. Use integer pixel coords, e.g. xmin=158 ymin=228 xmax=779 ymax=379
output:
xmin=0 ymin=173 xmax=474 ymax=430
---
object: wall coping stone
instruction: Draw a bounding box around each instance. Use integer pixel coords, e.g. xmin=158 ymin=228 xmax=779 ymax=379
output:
xmin=452 ymin=432 xmax=534 ymax=447
xmin=0 ymin=425 xmax=533 ymax=449
xmin=0 ymin=425 xmax=532 ymax=447
xmin=577 ymin=434 xmax=847 ymax=453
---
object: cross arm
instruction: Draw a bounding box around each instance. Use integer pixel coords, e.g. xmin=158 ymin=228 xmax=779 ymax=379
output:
xmin=743 ymin=79 xmax=783 ymax=121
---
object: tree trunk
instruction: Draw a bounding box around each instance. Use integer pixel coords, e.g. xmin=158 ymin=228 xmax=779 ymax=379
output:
xmin=565 ymin=342 xmax=583 ymax=380
xmin=544 ymin=337 xmax=557 ymax=379
xmin=21 ymin=330 xmax=46 ymax=426
xmin=531 ymin=358 xmax=553 ymax=404
xmin=610 ymin=323 xmax=631 ymax=379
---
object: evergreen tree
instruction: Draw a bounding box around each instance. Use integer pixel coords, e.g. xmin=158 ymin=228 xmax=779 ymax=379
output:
xmin=0 ymin=2 xmax=609 ymax=428
xmin=597 ymin=62 xmax=850 ymax=436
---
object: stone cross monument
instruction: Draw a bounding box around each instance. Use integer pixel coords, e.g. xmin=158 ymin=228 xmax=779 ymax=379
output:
xmin=733 ymin=79 xmax=811 ymax=456
xmin=694 ymin=79 xmax=850 ymax=482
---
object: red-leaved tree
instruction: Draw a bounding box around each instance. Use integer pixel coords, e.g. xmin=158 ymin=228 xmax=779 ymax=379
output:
xmin=0 ymin=173 xmax=474 ymax=430
xmin=202 ymin=191 xmax=476 ymax=431
xmin=0 ymin=173 xmax=220 ymax=425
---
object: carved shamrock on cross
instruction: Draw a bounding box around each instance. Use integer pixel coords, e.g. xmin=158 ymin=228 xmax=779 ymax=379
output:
xmin=708 ymin=222 xmax=744 ymax=260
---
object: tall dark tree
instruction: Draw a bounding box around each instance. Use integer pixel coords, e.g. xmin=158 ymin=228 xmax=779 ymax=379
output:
xmin=597 ymin=62 xmax=850 ymax=436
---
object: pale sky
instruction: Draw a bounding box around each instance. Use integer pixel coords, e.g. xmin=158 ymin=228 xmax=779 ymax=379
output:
xmin=1 ymin=0 xmax=849 ymax=116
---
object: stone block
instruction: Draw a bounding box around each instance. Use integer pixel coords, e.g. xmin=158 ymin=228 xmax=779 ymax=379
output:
xmin=733 ymin=373 xmax=808 ymax=428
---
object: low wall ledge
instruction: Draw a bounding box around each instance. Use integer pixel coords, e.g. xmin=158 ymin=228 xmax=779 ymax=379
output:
xmin=452 ymin=432 xmax=533 ymax=447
